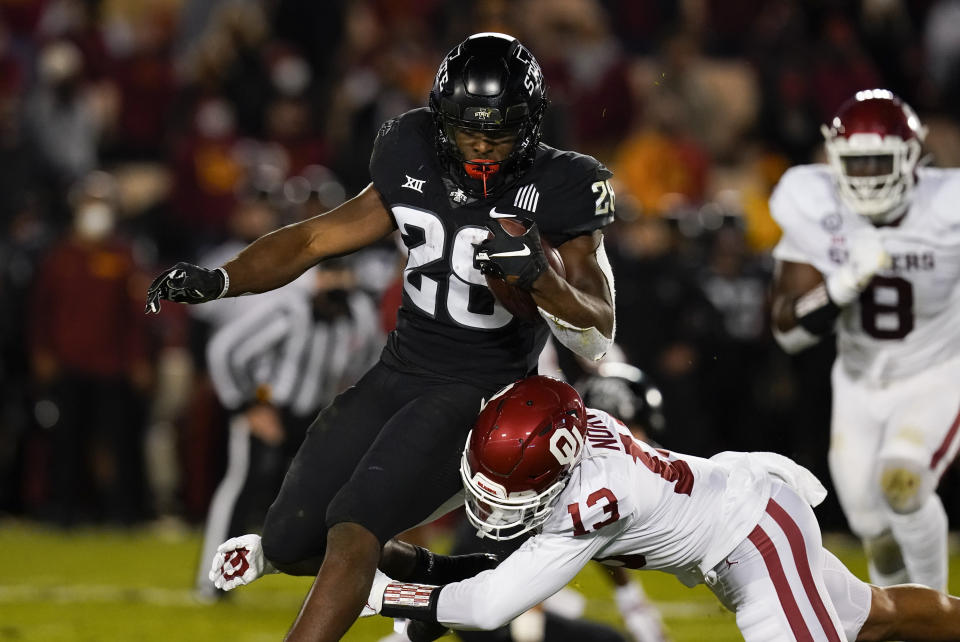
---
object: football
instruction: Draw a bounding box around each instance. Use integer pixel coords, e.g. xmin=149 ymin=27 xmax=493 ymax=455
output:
xmin=484 ymin=219 xmax=565 ymax=322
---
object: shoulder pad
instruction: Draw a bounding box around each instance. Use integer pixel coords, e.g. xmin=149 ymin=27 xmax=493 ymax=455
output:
xmin=769 ymin=164 xmax=837 ymax=229
xmin=527 ymin=147 xmax=615 ymax=245
xmin=916 ymin=168 xmax=960 ymax=231
xmin=369 ymin=108 xmax=436 ymax=201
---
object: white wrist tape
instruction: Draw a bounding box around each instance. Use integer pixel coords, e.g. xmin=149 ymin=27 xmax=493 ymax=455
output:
xmin=538 ymin=308 xmax=612 ymax=361
xmin=536 ymin=238 xmax=616 ymax=362
xmin=216 ymin=267 xmax=230 ymax=299
xmin=772 ymin=324 xmax=822 ymax=354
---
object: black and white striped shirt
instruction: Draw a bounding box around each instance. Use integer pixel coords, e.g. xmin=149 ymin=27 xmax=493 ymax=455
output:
xmin=206 ymin=280 xmax=383 ymax=418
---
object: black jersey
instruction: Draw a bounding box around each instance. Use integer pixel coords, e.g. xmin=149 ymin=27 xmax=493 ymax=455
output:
xmin=370 ymin=108 xmax=614 ymax=388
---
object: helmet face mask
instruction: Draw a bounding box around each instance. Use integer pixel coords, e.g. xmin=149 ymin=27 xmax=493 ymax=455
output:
xmin=460 ymin=376 xmax=586 ymax=540
xmin=443 ymin=125 xmax=522 ymax=183
xmin=821 ymin=89 xmax=927 ymax=223
xmin=460 ymin=455 xmax=567 ymax=540
xmin=429 ymin=32 xmax=547 ymax=198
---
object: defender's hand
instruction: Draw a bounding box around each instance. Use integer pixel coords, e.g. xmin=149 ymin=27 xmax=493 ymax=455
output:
xmin=474 ymin=220 xmax=548 ymax=290
xmin=209 ymin=534 xmax=274 ymax=591
xmin=398 ymin=619 xmax=450 ymax=641
xmin=825 ymin=233 xmax=890 ymax=306
xmin=145 ymin=262 xmax=227 ymax=313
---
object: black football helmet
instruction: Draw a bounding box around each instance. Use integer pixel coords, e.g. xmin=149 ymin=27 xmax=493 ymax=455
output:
xmin=429 ymin=32 xmax=547 ymax=198
xmin=575 ymin=363 xmax=666 ymax=434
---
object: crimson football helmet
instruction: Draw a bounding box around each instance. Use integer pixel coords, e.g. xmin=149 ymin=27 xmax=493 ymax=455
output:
xmin=429 ymin=32 xmax=547 ymax=199
xmin=461 ymin=376 xmax=586 ymax=540
xmin=821 ymin=89 xmax=927 ymax=222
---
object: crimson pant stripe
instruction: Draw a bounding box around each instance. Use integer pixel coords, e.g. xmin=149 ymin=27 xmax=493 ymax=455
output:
xmin=930 ymin=401 xmax=960 ymax=470
xmin=747 ymin=524 xmax=813 ymax=642
xmin=766 ymin=499 xmax=843 ymax=642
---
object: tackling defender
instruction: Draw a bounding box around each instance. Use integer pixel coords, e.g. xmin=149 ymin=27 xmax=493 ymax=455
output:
xmin=361 ymin=376 xmax=960 ymax=642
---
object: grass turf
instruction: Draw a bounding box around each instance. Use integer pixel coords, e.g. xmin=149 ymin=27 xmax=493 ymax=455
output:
xmin=1 ymin=520 xmax=957 ymax=641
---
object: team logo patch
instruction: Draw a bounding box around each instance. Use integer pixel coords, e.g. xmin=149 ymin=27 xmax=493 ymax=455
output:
xmin=829 ymin=246 xmax=848 ymax=265
xmin=403 ymin=175 xmax=426 ymax=193
xmin=450 ymin=188 xmax=468 ymax=204
xmin=467 ymin=106 xmax=501 ymax=122
xmin=549 ymin=426 xmax=584 ymax=464
xmin=221 ymin=548 xmax=250 ymax=580
xmin=821 ymin=212 xmax=843 ymax=232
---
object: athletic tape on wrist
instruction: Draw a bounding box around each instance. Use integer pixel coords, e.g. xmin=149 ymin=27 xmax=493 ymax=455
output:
xmin=772 ymin=325 xmax=821 ymax=354
xmin=537 ymin=307 xmax=612 ymax=361
xmin=793 ymin=283 xmax=841 ymax=335
xmin=216 ymin=267 xmax=230 ymax=299
xmin=380 ymin=581 xmax=442 ymax=623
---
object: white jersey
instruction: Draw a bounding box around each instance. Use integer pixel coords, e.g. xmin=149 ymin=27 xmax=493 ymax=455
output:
xmin=435 ymin=410 xmax=824 ymax=629
xmin=772 ymin=165 xmax=960 ymax=384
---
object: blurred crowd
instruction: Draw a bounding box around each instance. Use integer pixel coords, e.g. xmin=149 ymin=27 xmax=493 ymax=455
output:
xmin=2 ymin=0 xmax=960 ymax=531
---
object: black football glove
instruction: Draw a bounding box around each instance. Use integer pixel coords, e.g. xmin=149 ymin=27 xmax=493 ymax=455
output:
xmin=474 ymin=220 xmax=548 ymax=290
xmin=145 ymin=262 xmax=226 ymax=314
xmin=406 ymin=548 xmax=499 ymax=585
xmin=405 ymin=620 xmax=449 ymax=642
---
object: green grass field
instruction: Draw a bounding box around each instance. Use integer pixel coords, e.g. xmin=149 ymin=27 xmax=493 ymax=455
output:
xmin=1 ymin=520 xmax=958 ymax=642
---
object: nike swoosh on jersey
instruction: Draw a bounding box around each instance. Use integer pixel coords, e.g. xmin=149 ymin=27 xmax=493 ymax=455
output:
xmin=489 ymin=207 xmax=516 ymax=218
xmin=487 ymin=245 xmax=531 ymax=258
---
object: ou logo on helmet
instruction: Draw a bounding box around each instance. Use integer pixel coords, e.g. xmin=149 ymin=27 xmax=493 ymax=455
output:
xmin=549 ymin=426 xmax=584 ymax=465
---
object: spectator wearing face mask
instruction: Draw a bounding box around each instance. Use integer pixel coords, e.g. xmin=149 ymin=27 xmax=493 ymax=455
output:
xmin=23 ymin=41 xmax=113 ymax=203
xmin=27 ymin=171 xmax=152 ymax=526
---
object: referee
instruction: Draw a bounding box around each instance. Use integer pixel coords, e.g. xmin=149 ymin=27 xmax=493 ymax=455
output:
xmin=195 ymin=259 xmax=383 ymax=599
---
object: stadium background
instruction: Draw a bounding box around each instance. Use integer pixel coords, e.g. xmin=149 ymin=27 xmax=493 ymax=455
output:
xmin=1 ymin=0 xmax=959 ymax=640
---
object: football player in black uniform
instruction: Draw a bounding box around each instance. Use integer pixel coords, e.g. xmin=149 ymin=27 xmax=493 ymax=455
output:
xmin=146 ymin=33 xmax=617 ymax=641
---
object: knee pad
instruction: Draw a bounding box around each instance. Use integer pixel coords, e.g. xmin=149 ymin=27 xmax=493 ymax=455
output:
xmin=260 ymin=510 xmax=326 ymax=571
xmin=878 ymin=457 xmax=932 ymax=514
xmin=259 ymin=521 xmax=292 ymax=567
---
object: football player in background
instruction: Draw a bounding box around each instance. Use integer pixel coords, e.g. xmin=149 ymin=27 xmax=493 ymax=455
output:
xmin=363 ymin=376 xmax=960 ymax=642
xmin=769 ymin=89 xmax=960 ymax=593
xmin=147 ymin=33 xmax=617 ymax=641
xmin=427 ymin=362 xmax=668 ymax=642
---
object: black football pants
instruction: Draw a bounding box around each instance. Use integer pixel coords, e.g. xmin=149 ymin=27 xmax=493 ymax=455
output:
xmin=261 ymin=358 xmax=498 ymax=574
